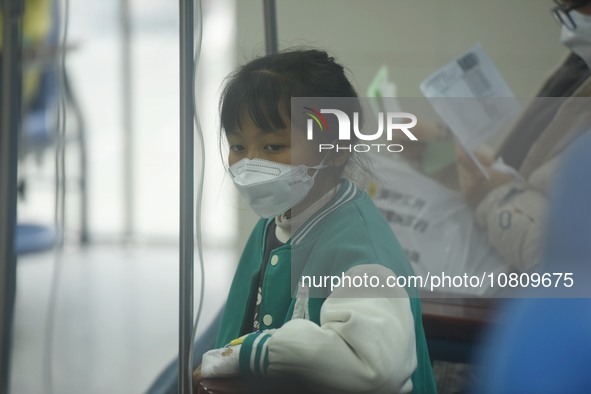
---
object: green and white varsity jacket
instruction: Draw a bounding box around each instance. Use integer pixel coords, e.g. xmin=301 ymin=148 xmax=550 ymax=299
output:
xmin=217 ymin=179 xmax=436 ymax=393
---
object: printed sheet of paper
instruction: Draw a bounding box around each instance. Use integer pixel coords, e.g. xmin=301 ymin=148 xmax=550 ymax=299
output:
xmin=420 ymin=44 xmax=521 ymax=175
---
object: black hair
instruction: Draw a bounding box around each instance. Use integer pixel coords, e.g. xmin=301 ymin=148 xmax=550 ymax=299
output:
xmin=220 ymin=49 xmax=359 ymax=135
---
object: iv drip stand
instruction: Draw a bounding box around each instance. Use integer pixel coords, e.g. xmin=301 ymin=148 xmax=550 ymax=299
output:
xmin=176 ymin=1 xmax=277 ymax=392
xmin=178 ymin=0 xmax=195 ymax=393
xmin=0 ymin=0 xmax=23 ymax=392
xmin=263 ymin=0 xmax=278 ymax=55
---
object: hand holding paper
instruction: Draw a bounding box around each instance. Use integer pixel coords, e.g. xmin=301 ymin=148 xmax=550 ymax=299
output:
xmin=456 ymin=146 xmax=514 ymax=207
xmin=420 ymin=44 xmax=522 ymax=178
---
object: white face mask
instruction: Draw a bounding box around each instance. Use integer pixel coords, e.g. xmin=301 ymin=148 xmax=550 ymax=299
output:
xmin=561 ymin=10 xmax=591 ymax=70
xmin=229 ymin=157 xmax=328 ymax=218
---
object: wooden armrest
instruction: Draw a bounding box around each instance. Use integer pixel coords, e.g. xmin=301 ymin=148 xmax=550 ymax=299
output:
xmin=421 ymin=292 xmax=496 ymax=342
xmin=198 ymin=376 xmax=325 ymax=394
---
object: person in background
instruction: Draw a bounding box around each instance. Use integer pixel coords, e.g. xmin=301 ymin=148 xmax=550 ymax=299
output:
xmin=469 ymin=12 xmax=591 ymax=389
xmin=391 ymin=2 xmax=591 ymax=393
xmin=457 ymin=0 xmax=591 ymax=271
xmin=405 ymin=0 xmax=591 ymax=274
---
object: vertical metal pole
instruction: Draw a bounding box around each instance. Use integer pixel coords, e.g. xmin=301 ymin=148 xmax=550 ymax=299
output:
xmin=63 ymin=70 xmax=90 ymax=244
xmin=121 ymin=0 xmax=134 ymax=242
xmin=178 ymin=0 xmax=195 ymax=393
xmin=263 ymin=0 xmax=278 ymax=55
xmin=0 ymin=0 xmax=24 ymax=391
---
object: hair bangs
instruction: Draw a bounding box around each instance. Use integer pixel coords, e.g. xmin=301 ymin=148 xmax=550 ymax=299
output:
xmin=221 ymin=70 xmax=290 ymax=134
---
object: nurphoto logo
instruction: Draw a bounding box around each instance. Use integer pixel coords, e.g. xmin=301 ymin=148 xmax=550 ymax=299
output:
xmin=304 ymin=107 xmax=418 ymax=153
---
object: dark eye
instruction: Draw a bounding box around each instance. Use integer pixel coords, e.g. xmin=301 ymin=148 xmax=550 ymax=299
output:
xmin=229 ymin=144 xmax=245 ymax=153
xmin=265 ymin=144 xmax=283 ymax=152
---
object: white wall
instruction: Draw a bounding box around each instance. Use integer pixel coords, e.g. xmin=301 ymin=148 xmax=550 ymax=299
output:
xmin=236 ymin=0 xmax=565 ymax=97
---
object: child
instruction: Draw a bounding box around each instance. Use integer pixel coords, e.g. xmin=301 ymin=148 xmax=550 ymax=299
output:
xmin=197 ymin=49 xmax=436 ymax=393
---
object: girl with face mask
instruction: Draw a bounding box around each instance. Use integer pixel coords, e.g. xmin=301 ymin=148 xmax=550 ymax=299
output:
xmin=193 ymin=49 xmax=437 ymax=393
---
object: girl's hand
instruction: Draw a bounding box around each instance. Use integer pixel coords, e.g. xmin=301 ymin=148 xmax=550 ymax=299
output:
xmin=200 ymin=345 xmax=241 ymax=379
xmin=456 ymin=145 xmax=513 ymax=207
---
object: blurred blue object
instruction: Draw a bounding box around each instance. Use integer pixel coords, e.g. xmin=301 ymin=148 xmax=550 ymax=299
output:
xmin=15 ymin=223 xmax=55 ymax=255
xmin=20 ymin=0 xmax=59 ymax=159
xmin=543 ymin=133 xmax=591 ymax=270
xmin=18 ymin=0 xmax=89 ymax=244
xmin=16 ymin=4 xmax=58 ymax=257
xmin=474 ymin=131 xmax=591 ymax=394
xmin=21 ymin=63 xmax=58 ymax=157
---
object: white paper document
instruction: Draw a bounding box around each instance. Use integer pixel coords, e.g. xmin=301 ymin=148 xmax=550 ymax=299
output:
xmin=420 ymin=44 xmax=521 ymax=176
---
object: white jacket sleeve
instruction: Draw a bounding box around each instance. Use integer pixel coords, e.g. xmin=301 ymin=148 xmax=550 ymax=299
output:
xmin=475 ymin=181 xmax=548 ymax=272
xmin=238 ymin=265 xmax=417 ymax=394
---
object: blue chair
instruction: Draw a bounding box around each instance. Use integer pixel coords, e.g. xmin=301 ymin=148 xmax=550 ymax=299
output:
xmin=15 ymin=224 xmax=55 ymax=255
